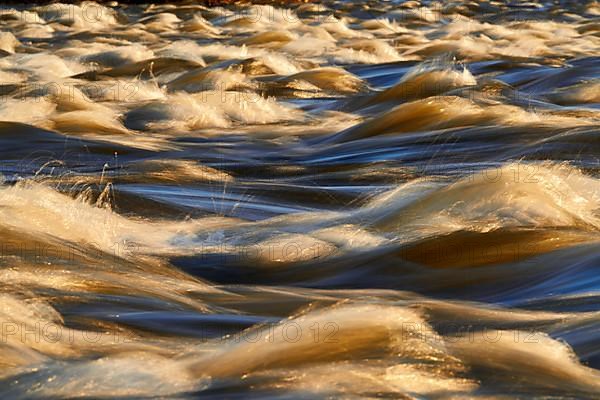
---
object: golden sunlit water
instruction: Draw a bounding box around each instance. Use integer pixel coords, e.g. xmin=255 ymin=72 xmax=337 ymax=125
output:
xmin=0 ymin=0 xmax=600 ymax=398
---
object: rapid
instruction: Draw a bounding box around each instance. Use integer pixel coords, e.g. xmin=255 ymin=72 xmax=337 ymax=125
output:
xmin=0 ymin=0 xmax=599 ymax=398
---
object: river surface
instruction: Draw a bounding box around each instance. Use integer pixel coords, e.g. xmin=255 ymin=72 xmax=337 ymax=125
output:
xmin=0 ymin=0 xmax=600 ymax=398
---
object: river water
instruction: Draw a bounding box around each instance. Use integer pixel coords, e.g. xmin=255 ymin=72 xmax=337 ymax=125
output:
xmin=0 ymin=0 xmax=600 ymax=398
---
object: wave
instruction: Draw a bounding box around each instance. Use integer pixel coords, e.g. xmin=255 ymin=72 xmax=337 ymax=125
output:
xmin=1 ymin=0 xmax=600 ymax=398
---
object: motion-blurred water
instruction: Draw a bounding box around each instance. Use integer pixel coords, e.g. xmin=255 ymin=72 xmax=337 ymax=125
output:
xmin=0 ymin=0 xmax=600 ymax=398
